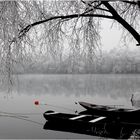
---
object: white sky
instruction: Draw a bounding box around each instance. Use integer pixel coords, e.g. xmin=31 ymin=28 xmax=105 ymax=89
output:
xmin=100 ymin=19 xmax=137 ymax=52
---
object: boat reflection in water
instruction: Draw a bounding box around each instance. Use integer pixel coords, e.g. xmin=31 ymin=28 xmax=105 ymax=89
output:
xmin=43 ymin=110 xmax=138 ymax=139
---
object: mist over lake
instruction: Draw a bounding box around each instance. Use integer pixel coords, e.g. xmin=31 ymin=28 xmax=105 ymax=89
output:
xmin=14 ymin=74 xmax=140 ymax=103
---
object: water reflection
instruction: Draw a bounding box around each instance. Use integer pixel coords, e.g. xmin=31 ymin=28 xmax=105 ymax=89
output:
xmin=13 ymin=74 xmax=140 ymax=98
xmin=8 ymin=74 xmax=140 ymax=107
xmin=46 ymin=121 xmax=137 ymax=139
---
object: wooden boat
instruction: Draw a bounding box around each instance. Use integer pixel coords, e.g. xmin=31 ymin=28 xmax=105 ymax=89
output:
xmin=44 ymin=109 xmax=140 ymax=127
xmin=79 ymin=101 xmax=140 ymax=116
xmin=43 ymin=102 xmax=140 ymax=139
xmin=43 ymin=110 xmax=135 ymax=139
xmin=43 ymin=110 xmax=107 ymax=126
xmin=78 ymin=101 xmax=140 ymax=127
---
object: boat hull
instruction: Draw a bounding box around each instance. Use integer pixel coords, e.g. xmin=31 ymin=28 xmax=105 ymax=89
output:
xmin=43 ymin=110 xmax=135 ymax=139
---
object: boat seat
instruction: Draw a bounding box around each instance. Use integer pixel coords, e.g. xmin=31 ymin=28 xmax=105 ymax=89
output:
xmin=89 ymin=116 xmax=106 ymax=123
xmin=107 ymin=108 xmax=118 ymax=111
xmin=69 ymin=115 xmax=87 ymax=120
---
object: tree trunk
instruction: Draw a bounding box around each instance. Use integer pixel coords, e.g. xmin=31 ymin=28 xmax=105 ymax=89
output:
xmin=102 ymin=1 xmax=140 ymax=46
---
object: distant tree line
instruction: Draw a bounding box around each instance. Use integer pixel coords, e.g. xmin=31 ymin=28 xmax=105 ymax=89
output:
xmin=13 ymin=47 xmax=140 ymax=74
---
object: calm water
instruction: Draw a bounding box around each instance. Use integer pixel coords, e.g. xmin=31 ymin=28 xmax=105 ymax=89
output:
xmin=0 ymin=74 xmax=140 ymax=139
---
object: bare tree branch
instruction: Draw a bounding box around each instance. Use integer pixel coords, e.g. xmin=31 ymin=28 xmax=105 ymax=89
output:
xmin=18 ymin=13 xmax=113 ymax=39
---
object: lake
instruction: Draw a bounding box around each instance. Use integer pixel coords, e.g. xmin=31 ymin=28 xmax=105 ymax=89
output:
xmin=0 ymin=74 xmax=140 ymax=139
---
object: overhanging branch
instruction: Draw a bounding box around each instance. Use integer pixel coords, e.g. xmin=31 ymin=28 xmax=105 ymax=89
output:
xmin=18 ymin=13 xmax=113 ymax=39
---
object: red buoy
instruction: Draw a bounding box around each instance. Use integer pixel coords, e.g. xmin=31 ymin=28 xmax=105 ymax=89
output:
xmin=34 ymin=100 xmax=39 ymax=105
